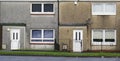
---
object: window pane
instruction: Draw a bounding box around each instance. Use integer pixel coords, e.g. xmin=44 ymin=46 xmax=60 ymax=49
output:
xmin=93 ymin=30 xmax=103 ymax=39
xmin=93 ymin=30 xmax=103 ymax=42
xmin=105 ymin=3 xmax=116 ymax=13
xmin=44 ymin=4 xmax=53 ymax=12
xmin=105 ymin=39 xmax=115 ymax=42
xmin=32 ymin=4 xmax=41 ymax=12
xmin=44 ymin=30 xmax=54 ymax=38
xmin=32 ymin=30 xmax=41 ymax=38
xmin=92 ymin=3 xmax=103 ymax=13
xmin=16 ymin=33 xmax=18 ymax=40
xmin=43 ymin=40 xmax=54 ymax=42
xmin=105 ymin=30 xmax=115 ymax=42
xmin=93 ymin=39 xmax=103 ymax=42
xmin=13 ymin=33 xmax=15 ymax=40
xmin=75 ymin=32 xmax=77 ymax=40
xmin=31 ymin=40 xmax=42 ymax=42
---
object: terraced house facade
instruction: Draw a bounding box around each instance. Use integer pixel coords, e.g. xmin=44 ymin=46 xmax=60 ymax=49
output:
xmin=0 ymin=0 xmax=59 ymax=50
xmin=0 ymin=0 xmax=120 ymax=52
xmin=59 ymin=0 xmax=120 ymax=52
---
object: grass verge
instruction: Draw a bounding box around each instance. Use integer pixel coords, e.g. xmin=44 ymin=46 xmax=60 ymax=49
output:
xmin=0 ymin=51 xmax=120 ymax=57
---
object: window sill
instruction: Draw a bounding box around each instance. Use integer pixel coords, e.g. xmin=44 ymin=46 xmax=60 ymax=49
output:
xmin=92 ymin=13 xmax=116 ymax=15
xmin=30 ymin=12 xmax=55 ymax=15
xmin=92 ymin=42 xmax=116 ymax=46
xmin=30 ymin=42 xmax=54 ymax=45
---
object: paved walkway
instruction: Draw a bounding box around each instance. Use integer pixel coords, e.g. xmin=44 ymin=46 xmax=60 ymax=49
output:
xmin=0 ymin=56 xmax=120 ymax=61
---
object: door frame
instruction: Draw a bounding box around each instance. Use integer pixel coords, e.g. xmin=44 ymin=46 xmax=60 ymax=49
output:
xmin=10 ymin=29 xmax=20 ymax=50
xmin=73 ymin=30 xmax=83 ymax=52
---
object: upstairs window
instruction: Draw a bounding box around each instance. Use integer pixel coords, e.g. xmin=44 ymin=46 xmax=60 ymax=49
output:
xmin=32 ymin=4 xmax=42 ymax=12
xmin=44 ymin=4 xmax=53 ymax=12
xmin=31 ymin=3 xmax=54 ymax=14
xmin=92 ymin=3 xmax=116 ymax=15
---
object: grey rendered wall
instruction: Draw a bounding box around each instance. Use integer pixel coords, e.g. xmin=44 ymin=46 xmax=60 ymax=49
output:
xmin=1 ymin=1 xmax=58 ymax=50
xmin=0 ymin=1 xmax=58 ymax=28
xmin=0 ymin=2 xmax=30 ymax=23
xmin=0 ymin=0 xmax=57 ymax=1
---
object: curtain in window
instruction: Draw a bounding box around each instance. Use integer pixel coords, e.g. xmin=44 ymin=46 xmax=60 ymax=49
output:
xmin=92 ymin=3 xmax=116 ymax=15
xmin=105 ymin=3 xmax=116 ymax=13
xmin=93 ymin=30 xmax=103 ymax=42
xmin=92 ymin=3 xmax=103 ymax=13
xmin=105 ymin=30 xmax=115 ymax=42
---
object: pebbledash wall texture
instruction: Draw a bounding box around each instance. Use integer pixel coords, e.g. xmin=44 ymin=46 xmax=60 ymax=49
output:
xmin=0 ymin=0 xmax=120 ymax=52
xmin=59 ymin=0 xmax=120 ymax=52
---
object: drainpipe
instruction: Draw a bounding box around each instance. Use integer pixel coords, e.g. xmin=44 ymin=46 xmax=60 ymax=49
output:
xmin=57 ymin=0 xmax=60 ymax=51
xmin=86 ymin=18 xmax=92 ymax=52
xmin=101 ymin=40 xmax=102 ymax=52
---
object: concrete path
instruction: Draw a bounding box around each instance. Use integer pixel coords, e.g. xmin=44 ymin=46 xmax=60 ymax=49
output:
xmin=0 ymin=56 xmax=120 ymax=61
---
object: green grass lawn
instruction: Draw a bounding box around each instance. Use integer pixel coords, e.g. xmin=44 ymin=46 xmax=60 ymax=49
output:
xmin=0 ymin=51 xmax=120 ymax=57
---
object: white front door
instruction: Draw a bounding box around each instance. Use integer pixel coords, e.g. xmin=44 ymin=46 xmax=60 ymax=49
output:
xmin=73 ymin=30 xmax=83 ymax=52
xmin=10 ymin=29 xmax=20 ymax=50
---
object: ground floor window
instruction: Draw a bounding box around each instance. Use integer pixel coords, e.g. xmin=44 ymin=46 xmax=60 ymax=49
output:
xmin=30 ymin=29 xmax=55 ymax=43
xmin=92 ymin=29 xmax=116 ymax=45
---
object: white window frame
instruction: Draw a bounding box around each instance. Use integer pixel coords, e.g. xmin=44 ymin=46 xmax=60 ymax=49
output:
xmin=92 ymin=3 xmax=116 ymax=15
xmin=92 ymin=29 xmax=116 ymax=45
xmin=30 ymin=3 xmax=55 ymax=14
xmin=30 ymin=29 xmax=55 ymax=43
